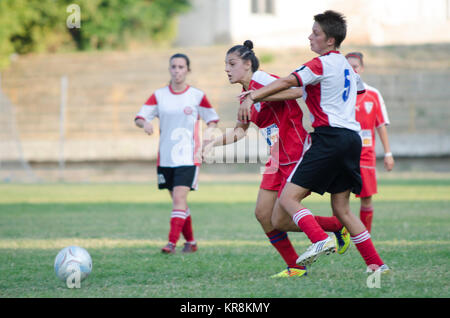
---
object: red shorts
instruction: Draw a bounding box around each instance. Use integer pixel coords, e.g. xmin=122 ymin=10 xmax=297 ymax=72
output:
xmin=260 ymin=160 xmax=296 ymax=197
xmin=356 ymin=166 xmax=377 ymax=198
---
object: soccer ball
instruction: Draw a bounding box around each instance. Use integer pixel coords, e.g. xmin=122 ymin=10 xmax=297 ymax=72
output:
xmin=54 ymin=246 xmax=92 ymax=283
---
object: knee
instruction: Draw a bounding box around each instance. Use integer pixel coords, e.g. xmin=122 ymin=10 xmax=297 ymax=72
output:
xmin=270 ymin=214 xmax=283 ymax=230
xmin=254 ymin=207 xmax=271 ymax=226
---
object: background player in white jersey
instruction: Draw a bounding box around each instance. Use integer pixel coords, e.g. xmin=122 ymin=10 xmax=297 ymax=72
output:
xmin=203 ymin=40 xmax=350 ymax=278
xmin=346 ymin=52 xmax=395 ymax=233
xmin=135 ymin=53 xmax=219 ymax=254
xmin=238 ymin=11 xmax=390 ymax=273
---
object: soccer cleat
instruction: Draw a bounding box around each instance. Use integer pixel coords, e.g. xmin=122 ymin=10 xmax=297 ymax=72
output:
xmin=296 ymin=236 xmax=336 ymax=266
xmin=366 ymin=264 xmax=391 ymax=275
xmin=271 ymin=267 xmax=307 ymax=278
xmin=334 ymin=227 xmax=350 ymax=254
xmin=181 ymin=242 xmax=198 ymax=253
xmin=161 ymin=242 xmax=176 ymax=254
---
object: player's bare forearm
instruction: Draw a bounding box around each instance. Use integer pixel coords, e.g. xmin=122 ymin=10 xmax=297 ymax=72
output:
xmin=376 ymin=125 xmax=392 ymax=155
xmin=377 ymin=125 xmax=395 ymax=171
xmin=261 ymin=87 xmax=303 ymax=102
xmin=214 ymin=122 xmax=249 ymax=147
xmin=251 ymin=74 xmax=299 ymax=102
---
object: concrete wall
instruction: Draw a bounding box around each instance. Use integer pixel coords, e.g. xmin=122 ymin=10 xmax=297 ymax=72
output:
xmin=176 ymin=0 xmax=450 ymax=47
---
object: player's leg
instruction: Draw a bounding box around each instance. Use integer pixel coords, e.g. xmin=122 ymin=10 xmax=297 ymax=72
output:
xmin=331 ymin=191 xmax=386 ymax=271
xmin=279 ymin=182 xmax=330 ymax=243
xmin=279 ymin=183 xmax=335 ymax=266
xmin=256 ymin=189 xmax=306 ymax=277
xmin=357 ymin=166 xmax=377 ymax=233
xmin=360 ymin=196 xmax=374 ymax=233
xmin=163 ymin=185 xmax=190 ymax=253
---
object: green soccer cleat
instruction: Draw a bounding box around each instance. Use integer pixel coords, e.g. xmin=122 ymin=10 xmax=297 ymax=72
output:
xmin=271 ymin=267 xmax=307 ymax=278
xmin=334 ymin=227 xmax=350 ymax=255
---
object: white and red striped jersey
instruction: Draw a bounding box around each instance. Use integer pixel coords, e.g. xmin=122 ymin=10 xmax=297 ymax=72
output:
xmin=135 ymin=85 xmax=219 ymax=167
xmin=243 ymin=70 xmax=309 ymax=165
xmin=356 ymin=83 xmax=390 ymax=167
xmin=291 ymin=51 xmax=365 ymax=131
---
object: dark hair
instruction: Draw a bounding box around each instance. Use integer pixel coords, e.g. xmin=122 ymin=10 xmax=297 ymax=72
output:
xmin=345 ymin=52 xmax=364 ymax=66
xmin=314 ymin=10 xmax=347 ymax=48
xmin=226 ymin=40 xmax=260 ymax=72
xmin=170 ymin=53 xmax=191 ymax=71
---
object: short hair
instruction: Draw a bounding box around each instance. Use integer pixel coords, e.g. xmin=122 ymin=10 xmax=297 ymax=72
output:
xmin=314 ymin=10 xmax=347 ymax=48
xmin=170 ymin=53 xmax=191 ymax=71
xmin=345 ymin=52 xmax=364 ymax=66
xmin=226 ymin=40 xmax=260 ymax=73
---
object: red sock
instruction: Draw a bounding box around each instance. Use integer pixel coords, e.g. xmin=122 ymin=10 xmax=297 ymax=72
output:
xmin=351 ymin=230 xmax=384 ymax=267
xmin=360 ymin=206 xmax=374 ymax=233
xmin=292 ymin=209 xmax=329 ymax=243
xmin=182 ymin=209 xmax=194 ymax=243
xmin=314 ymin=215 xmax=343 ymax=232
xmin=266 ymin=230 xmax=304 ymax=269
xmin=168 ymin=209 xmax=186 ymax=245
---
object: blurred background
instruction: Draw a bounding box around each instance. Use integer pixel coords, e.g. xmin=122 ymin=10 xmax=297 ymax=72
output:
xmin=0 ymin=0 xmax=449 ymax=183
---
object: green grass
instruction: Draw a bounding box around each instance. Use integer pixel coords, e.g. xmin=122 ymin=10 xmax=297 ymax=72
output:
xmin=0 ymin=178 xmax=449 ymax=298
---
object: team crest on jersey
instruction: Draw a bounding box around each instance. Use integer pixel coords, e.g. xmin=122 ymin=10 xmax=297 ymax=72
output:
xmin=364 ymin=102 xmax=373 ymax=114
xmin=184 ymin=106 xmax=193 ymax=115
xmin=253 ymin=102 xmax=261 ymax=112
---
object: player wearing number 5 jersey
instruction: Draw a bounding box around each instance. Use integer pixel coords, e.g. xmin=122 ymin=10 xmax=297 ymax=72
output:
xmin=135 ymin=53 xmax=219 ymax=254
xmin=238 ymin=11 xmax=389 ymax=274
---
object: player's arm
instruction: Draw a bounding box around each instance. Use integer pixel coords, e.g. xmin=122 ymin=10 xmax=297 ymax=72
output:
xmin=259 ymin=87 xmax=303 ymax=102
xmin=238 ymin=74 xmax=299 ymax=122
xmin=202 ymin=121 xmax=249 ymax=161
xmin=213 ymin=121 xmax=249 ymax=147
xmin=376 ymin=125 xmax=394 ymax=171
xmin=135 ymin=117 xmax=154 ymax=135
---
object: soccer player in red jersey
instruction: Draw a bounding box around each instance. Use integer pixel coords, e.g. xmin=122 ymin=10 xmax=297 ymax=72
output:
xmin=238 ymin=11 xmax=390 ymax=273
xmin=203 ymin=40 xmax=348 ymax=277
xmin=346 ymin=52 xmax=395 ymax=233
xmin=135 ymin=53 xmax=219 ymax=254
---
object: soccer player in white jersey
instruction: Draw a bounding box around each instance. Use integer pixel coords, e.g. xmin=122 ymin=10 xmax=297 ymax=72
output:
xmin=346 ymin=52 xmax=395 ymax=233
xmin=238 ymin=11 xmax=390 ymax=274
xmin=135 ymin=53 xmax=219 ymax=254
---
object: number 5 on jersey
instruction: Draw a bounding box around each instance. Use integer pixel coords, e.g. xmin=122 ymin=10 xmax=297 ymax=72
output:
xmin=342 ymin=69 xmax=351 ymax=102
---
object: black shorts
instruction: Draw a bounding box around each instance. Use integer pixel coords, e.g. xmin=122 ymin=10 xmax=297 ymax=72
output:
xmin=157 ymin=165 xmax=199 ymax=191
xmin=287 ymin=126 xmax=362 ymax=195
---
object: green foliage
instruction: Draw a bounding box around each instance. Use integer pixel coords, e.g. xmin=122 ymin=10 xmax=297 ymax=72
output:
xmin=0 ymin=0 xmax=191 ymax=69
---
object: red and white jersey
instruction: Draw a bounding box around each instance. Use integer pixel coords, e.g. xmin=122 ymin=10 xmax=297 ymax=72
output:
xmin=291 ymin=51 xmax=365 ymax=131
xmin=135 ymin=85 xmax=219 ymax=167
xmin=356 ymin=83 xmax=390 ymax=167
xmin=242 ymin=70 xmax=310 ymax=165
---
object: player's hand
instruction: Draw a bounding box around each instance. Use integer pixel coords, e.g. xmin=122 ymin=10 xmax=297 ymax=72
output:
xmin=143 ymin=122 xmax=154 ymax=135
xmin=238 ymin=90 xmax=253 ymax=102
xmin=384 ymin=154 xmax=394 ymax=171
xmin=238 ymin=96 xmax=253 ymax=123
xmin=202 ymin=140 xmax=214 ymax=163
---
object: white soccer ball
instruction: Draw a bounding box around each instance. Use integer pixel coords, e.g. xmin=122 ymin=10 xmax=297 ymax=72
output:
xmin=54 ymin=246 xmax=92 ymax=282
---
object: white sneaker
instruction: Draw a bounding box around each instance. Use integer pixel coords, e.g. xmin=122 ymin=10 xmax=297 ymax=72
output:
xmin=366 ymin=264 xmax=391 ymax=275
xmin=296 ymin=236 xmax=336 ymax=266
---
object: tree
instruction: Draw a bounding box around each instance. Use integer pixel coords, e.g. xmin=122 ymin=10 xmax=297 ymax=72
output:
xmin=0 ymin=0 xmax=191 ymax=69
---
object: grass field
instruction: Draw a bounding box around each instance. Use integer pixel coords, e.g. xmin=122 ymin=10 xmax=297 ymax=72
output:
xmin=0 ymin=178 xmax=449 ymax=299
